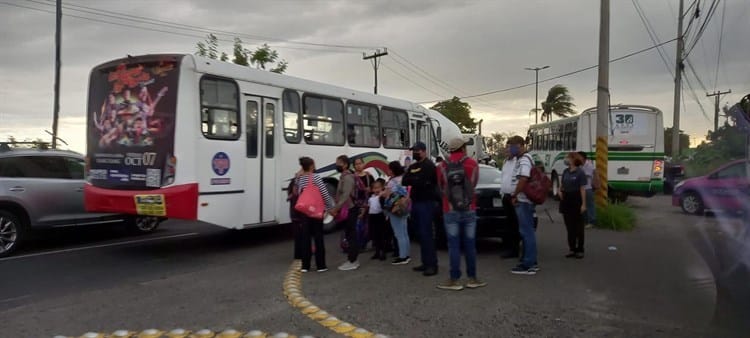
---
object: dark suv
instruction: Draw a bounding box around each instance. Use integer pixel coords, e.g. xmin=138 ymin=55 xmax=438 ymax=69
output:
xmin=0 ymin=146 xmax=161 ymax=257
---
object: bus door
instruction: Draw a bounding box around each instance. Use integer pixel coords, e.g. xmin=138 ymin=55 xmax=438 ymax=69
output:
xmin=243 ymin=95 xmax=278 ymax=226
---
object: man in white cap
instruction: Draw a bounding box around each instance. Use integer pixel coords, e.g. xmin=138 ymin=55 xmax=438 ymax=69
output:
xmin=435 ymin=136 xmax=486 ymax=290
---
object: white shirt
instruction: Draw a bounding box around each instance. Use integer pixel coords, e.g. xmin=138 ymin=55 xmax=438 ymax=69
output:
xmin=501 ymin=157 xmax=517 ymax=195
xmin=582 ymin=160 xmax=594 ymax=190
xmin=512 ymin=154 xmax=533 ymax=203
xmin=368 ymin=195 xmax=383 ymax=214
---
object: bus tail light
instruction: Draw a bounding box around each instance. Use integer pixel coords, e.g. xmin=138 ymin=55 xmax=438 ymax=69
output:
xmin=652 ymin=159 xmax=664 ymax=177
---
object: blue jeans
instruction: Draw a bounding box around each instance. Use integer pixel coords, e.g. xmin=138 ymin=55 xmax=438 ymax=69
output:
xmin=585 ymin=189 xmax=596 ymax=224
xmin=385 ymin=210 xmax=410 ymax=259
xmin=411 ymin=200 xmax=438 ymax=268
xmin=444 ymin=210 xmax=477 ymax=280
xmin=515 ymin=202 xmax=537 ymax=268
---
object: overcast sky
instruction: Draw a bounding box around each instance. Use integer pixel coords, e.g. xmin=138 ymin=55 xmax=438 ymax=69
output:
xmin=1 ymin=0 xmax=748 ymax=153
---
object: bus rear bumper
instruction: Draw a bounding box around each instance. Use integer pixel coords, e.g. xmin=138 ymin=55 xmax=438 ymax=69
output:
xmin=84 ymin=183 xmax=199 ymax=220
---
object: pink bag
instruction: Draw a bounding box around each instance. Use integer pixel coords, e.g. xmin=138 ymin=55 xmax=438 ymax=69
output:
xmin=335 ymin=202 xmax=349 ymax=223
xmin=294 ymin=174 xmax=326 ymax=219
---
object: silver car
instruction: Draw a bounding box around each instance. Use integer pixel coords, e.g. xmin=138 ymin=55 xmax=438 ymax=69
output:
xmin=0 ymin=146 xmax=162 ymax=257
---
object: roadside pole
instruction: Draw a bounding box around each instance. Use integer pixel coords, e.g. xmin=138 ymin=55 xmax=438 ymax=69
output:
xmin=595 ymin=0 xmax=610 ymax=210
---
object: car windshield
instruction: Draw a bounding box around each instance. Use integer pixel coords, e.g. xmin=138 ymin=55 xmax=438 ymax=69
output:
xmin=479 ymin=167 xmax=502 ymax=185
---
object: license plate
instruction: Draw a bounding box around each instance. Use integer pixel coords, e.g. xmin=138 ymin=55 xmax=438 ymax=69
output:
xmin=493 ymin=197 xmax=503 ymax=207
xmin=134 ymin=194 xmax=166 ymax=216
xmin=617 ymin=167 xmax=630 ymax=175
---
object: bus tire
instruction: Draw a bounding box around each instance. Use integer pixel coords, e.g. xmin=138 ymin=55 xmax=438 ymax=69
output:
xmin=126 ymin=216 xmax=162 ymax=234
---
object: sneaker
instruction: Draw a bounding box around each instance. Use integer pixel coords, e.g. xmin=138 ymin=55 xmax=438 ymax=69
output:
xmin=585 ymin=223 xmax=594 ymax=229
xmin=465 ymin=278 xmax=487 ymax=289
xmin=391 ymin=257 xmax=411 ymax=265
xmin=300 ymin=269 xmax=309 ymax=273
xmin=317 ymin=268 xmax=328 ymax=273
xmin=565 ymin=252 xmax=577 ymax=258
xmin=413 ymin=265 xmax=426 ymax=272
xmin=510 ymin=265 xmax=536 ymax=275
xmin=530 ymin=265 xmax=541 ymax=272
xmin=422 ymin=267 xmax=438 ymax=276
xmin=437 ymin=279 xmax=464 ymax=291
xmin=337 ymin=261 xmax=360 ymax=271
xmin=575 ymin=252 xmax=585 ymax=259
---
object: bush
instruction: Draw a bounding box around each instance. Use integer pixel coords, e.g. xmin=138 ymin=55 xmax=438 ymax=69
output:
xmin=595 ymin=203 xmax=636 ymax=231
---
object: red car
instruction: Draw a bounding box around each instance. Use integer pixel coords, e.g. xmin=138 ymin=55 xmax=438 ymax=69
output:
xmin=673 ymin=160 xmax=750 ymax=215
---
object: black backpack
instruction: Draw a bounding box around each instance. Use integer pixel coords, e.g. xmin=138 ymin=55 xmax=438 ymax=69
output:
xmin=444 ymin=156 xmax=472 ymax=211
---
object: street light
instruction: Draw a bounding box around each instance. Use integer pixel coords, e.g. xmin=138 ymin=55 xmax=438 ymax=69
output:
xmin=525 ymin=65 xmax=550 ymax=124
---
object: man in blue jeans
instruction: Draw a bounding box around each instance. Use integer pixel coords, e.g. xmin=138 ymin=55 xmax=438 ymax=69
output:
xmin=402 ymin=141 xmax=439 ymax=276
xmin=435 ymin=136 xmax=487 ymax=290
xmin=507 ymin=136 xmax=539 ymax=275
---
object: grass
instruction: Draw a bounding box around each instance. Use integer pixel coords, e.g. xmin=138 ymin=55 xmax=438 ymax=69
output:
xmin=595 ymin=203 xmax=636 ymax=231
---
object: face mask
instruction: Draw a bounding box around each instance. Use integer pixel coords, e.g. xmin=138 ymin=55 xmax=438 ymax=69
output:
xmin=509 ymin=145 xmax=520 ymax=156
xmin=336 ymin=165 xmax=345 ymax=173
xmin=412 ymin=152 xmax=421 ymax=161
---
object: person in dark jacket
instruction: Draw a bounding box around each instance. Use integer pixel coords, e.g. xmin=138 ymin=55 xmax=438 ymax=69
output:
xmin=402 ymin=141 xmax=439 ymax=276
xmin=558 ymin=152 xmax=587 ymax=259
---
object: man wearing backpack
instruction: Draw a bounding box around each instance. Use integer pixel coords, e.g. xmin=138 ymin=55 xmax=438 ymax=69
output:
xmin=435 ymin=136 xmax=486 ymax=290
xmin=508 ymin=136 xmax=540 ymax=275
xmin=402 ymin=141 xmax=440 ymax=277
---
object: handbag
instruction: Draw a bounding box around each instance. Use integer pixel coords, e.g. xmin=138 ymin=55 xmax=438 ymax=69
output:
xmin=334 ymin=201 xmax=350 ymax=223
xmin=294 ymin=174 xmax=326 ymax=219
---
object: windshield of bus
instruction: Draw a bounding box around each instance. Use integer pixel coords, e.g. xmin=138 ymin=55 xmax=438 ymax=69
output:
xmin=86 ymin=55 xmax=181 ymax=189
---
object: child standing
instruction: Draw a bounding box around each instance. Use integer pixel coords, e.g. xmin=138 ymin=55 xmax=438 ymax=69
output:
xmin=367 ymin=180 xmax=388 ymax=260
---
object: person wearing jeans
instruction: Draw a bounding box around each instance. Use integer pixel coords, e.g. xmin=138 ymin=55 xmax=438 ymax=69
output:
xmin=384 ymin=161 xmax=411 ymax=265
xmin=402 ymin=141 xmax=439 ymax=276
xmin=436 ymin=136 xmax=486 ymax=291
xmin=507 ymin=136 xmax=539 ymax=275
xmin=332 ymin=155 xmax=360 ymax=271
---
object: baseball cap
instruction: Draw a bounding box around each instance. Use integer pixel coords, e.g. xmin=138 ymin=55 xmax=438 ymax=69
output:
xmin=410 ymin=141 xmax=427 ymax=151
xmin=447 ymin=136 xmax=468 ymax=152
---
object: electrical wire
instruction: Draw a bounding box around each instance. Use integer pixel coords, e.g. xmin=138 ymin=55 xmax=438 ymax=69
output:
xmin=381 ymin=62 xmax=447 ymax=99
xmin=713 ymin=0 xmax=726 ymax=90
xmin=632 ymin=0 xmax=674 ymax=78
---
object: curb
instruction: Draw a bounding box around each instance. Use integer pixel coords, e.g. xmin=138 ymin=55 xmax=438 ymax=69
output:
xmin=282 ymin=260 xmax=390 ymax=338
xmin=54 ymin=330 xmax=314 ymax=338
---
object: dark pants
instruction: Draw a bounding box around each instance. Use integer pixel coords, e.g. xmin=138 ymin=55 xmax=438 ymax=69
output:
xmin=501 ymin=194 xmax=521 ymax=254
xmin=561 ymin=194 xmax=585 ymax=253
xmin=412 ymin=200 xmax=438 ymax=268
xmin=292 ymin=220 xmax=304 ymax=259
xmin=300 ymin=216 xmax=326 ymax=270
xmin=368 ymin=213 xmax=387 ymax=255
xmin=341 ymin=206 xmax=360 ymax=263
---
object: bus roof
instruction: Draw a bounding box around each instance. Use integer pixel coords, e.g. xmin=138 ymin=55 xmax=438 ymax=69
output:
xmin=581 ymin=104 xmax=663 ymax=115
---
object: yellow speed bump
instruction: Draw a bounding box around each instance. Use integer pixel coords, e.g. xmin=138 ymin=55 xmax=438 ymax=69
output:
xmin=138 ymin=329 xmax=166 ymax=338
xmin=308 ymin=310 xmax=329 ymax=321
xmin=242 ymin=330 xmax=267 ymax=338
xmin=319 ymin=316 xmax=341 ymax=328
xmin=110 ymin=330 xmax=135 ymax=337
xmin=346 ymin=328 xmax=375 ymax=338
xmin=331 ymin=322 xmax=355 ymax=334
xmin=80 ymin=333 xmax=105 ymax=338
xmin=295 ymin=300 xmax=312 ymax=309
xmin=301 ymin=305 xmax=320 ymax=315
xmin=190 ymin=329 xmax=215 ymax=337
xmin=215 ymin=329 xmax=243 ymax=338
xmin=167 ymin=329 xmax=191 ymax=337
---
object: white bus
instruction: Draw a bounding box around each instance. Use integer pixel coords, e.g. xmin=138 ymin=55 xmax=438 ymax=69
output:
xmin=84 ymin=54 xmax=461 ymax=229
xmin=462 ymin=133 xmax=489 ymax=162
xmin=527 ymin=105 xmax=665 ymax=201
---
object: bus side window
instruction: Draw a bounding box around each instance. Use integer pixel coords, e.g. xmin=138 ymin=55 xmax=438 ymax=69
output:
xmin=346 ymin=102 xmax=379 ymax=147
xmin=200 ymin=77 xmax=240 ymax=140
xmin=303 ymin=95 xmax=344 ymax=146
xmin=283 ymin=90 xmax=301 ymax=143
xmin=382 ymin=108 xmax=409 ymax=149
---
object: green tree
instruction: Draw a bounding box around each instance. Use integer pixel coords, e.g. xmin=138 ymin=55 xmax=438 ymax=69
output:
xmin=430 ymin=96 xmax=477 ymax=133
xmin=540 ymin=84 xmax=576 ymax=122
xmin=194 ymin=36 xmax=288 ymax=74
xmin=664 ymin=127 xmax=690 ymax=158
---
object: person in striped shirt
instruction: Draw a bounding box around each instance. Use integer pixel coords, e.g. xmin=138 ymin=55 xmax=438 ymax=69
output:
xmin=295 ymin=156 xmax=334 ymax=272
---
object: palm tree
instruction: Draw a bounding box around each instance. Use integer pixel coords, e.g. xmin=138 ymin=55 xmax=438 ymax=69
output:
xmin=540 ymin=84 xmax=576 ymax=122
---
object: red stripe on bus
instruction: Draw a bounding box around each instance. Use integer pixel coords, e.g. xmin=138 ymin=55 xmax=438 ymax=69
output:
xmin=84 ymin=183 xmax=199 ymax=220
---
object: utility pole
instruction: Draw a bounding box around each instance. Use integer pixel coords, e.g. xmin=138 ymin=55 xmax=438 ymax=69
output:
xmin=363 ymin=48 xmax=388 ymax=95
xmin=595 ymin=0 xmax=610 ymax=210
xmin=477 ymin=119 xmax=483 ymax=135
xmin=525 ymin=65 xmax=549 ymax=124
xmin=707 ymin=89 xmax=731 ymax=132
xmin=51 ymin=0 xmax=62 ymax=149
xmin=671 ymin=0 xmax=685 ymax=159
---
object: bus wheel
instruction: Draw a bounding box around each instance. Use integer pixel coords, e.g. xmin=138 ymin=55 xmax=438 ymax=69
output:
xmin=608 ymin=189 xmax=628 ymax=203
xmin=551 ymin=173 xmax=561 ymax=200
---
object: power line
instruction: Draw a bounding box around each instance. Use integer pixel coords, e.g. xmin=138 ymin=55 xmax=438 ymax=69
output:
xmin=681 ymin=69 xmax=711 ymax=121
xmin=631 ymin=0 xmax=673 ymax=78
xmin=419 ymin=38 xmax=677 ymax=103
xmin=29 ymin=0 xmax=380 ymax=51
xmin=684 ymin=0 xmax=720 ymax=59
xmin=381 ymin=62 xmax=446 ymax=99
xmin=1 ymin=1 xmax=362 ymax=54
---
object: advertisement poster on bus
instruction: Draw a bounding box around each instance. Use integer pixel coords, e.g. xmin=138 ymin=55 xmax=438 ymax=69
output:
xmin=86 ymin=55 xmax=181 ymax=189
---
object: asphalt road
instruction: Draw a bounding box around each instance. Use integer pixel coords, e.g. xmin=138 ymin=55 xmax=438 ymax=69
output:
xmin=1 ymin=195 xmax=748 ymax=337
